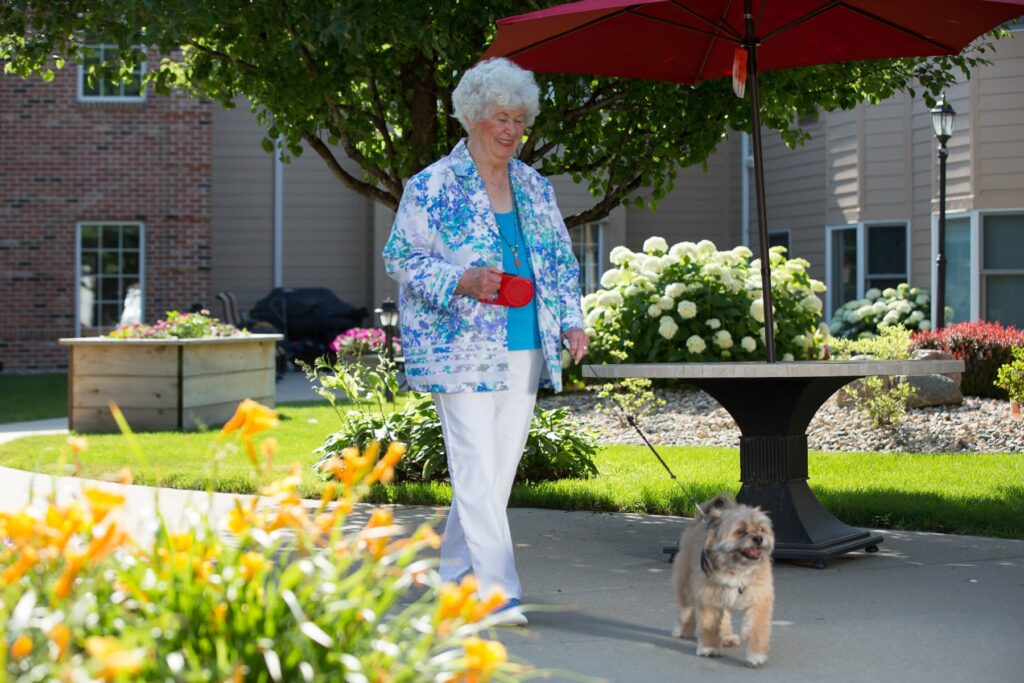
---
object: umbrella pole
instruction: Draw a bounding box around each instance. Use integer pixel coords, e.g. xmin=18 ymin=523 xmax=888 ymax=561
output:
xmin=744 ymin=0 xmax=777 ymax=363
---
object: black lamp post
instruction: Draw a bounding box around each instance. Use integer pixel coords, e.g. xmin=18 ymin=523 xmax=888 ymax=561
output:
xmin=931 ymin=93 xmax=956 ymax=330
xmin=374 ymin=298 xmax=399 ymax=364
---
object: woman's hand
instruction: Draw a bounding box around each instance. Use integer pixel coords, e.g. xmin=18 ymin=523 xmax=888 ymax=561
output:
xmin=562 ymin=327 xmax=589 ymax=364
xmin=455 ymin=267 xmax=504 ymax=300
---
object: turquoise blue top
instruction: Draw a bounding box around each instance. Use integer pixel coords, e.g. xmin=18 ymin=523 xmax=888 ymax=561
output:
xmin=495 ymin=211 xmax=541 ymax=350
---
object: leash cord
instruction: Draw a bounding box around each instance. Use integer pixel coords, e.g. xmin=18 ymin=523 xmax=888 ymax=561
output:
xmin=581 ymin=362 xmax=706 ymax=521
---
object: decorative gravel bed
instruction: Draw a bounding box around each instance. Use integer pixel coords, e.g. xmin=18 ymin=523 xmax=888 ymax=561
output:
xmin=538 ymin=387 xmax=1024 ymax=453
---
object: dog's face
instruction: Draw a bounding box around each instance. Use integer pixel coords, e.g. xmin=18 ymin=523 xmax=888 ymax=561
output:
xmin=702 ymin=497 xmax=775 ymax=572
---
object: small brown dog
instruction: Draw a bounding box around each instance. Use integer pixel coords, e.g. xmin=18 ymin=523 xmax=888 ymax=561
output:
xmin=671 ymin=495 xmax=775 ymax=668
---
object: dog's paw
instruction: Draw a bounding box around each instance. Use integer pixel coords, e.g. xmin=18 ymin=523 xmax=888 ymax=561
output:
xmin=745 ymin=652 xmax=768 ymax=668
xmin=695 ymin=646 xmax=720 ymax=658
xmin=722 ymin=634 xmax=740 ymax=647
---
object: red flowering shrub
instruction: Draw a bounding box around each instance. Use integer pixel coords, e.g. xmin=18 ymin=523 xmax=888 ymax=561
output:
xmin=912 ymin=321 xmax=1024 ymax=398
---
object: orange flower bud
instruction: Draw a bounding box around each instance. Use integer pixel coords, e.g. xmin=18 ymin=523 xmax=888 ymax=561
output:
xmin=11 ymin=634 xmax=34 ymax=660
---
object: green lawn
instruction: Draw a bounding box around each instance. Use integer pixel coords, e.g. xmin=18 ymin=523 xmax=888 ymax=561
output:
xmin=1 ymin=401 xmax=1021 ymax=540
xmin=0 ymin=372 xmax=67 ymax=422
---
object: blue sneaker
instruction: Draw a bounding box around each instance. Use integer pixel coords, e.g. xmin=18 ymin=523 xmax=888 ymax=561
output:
xmin=492 ymin=597 xmax=528 ymax=627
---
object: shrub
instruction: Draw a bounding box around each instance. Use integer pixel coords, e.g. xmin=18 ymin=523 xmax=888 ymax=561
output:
xmin=107 ymin=309 xmax=245 ymax=339
xmin=306 ymin=355 xmax=599 ymax=484
xmin=829 ymin=284 xmax=932 ymax=340
xmin=580 ymin=238 xmax=827 ymax=371
xmin=913 ymin=321 xmax=1024 ymax=398
xmin=330 ymin=327 xmax=402 ymax=358
xmin=994 ymin=345 xmax=1024 ymax=404
xmin=829 ymin=326 xmax=918 ymax=426
xmin=1 ymin=402 xmax=533 ymax=682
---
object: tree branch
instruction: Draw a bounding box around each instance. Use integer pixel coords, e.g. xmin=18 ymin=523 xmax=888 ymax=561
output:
xmin=304 ymin=133 xmax=398 ymax=210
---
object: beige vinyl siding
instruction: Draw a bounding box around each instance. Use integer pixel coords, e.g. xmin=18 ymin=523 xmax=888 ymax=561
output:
xmin=974 ymin=35 xmax=1024 ymax=208
xmin=760 ymin=117 xmax=827 ymax=279
xmin=281 ymin=146 xmax=371 ymax=311
xmin=625 ymin=135 xmax=739 ymax=251
xmin=211 ymin=99 xmax=274 ymax=316
xmin=825 ymin=108 xmax=861 ymax=226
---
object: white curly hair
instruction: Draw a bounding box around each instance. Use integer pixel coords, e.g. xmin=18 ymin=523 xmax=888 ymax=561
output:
xmin=452 ymin=57 xmax=540 ymax=132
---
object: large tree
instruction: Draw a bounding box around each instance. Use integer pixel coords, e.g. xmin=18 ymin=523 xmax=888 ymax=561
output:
xmin=0 ymin=1 xmax=1000 ymax=227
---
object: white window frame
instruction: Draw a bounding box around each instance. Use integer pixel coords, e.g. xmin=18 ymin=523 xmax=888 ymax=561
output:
xmin=77 ymin=44 xmax=147 ymax=103
xmin=932 ymin=208 xmax=1024 ymax=326
xmin=824 ymin=220 xmax=911 ymax=319
xmin=572 ymin=222 xmax=605 ymax=294
xmin=75 ymin=222 xmax=146 ymax=335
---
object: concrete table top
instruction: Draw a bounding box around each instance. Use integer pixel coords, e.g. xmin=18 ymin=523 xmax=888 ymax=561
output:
xmin=582 ymin=359 xmax=964 ymax=380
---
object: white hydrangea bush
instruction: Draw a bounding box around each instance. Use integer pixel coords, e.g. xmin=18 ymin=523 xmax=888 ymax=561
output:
xmin=580 ymin=238 xmax=828 ymax=365
xmin=828 ymin=283 xmax=932 ymax=340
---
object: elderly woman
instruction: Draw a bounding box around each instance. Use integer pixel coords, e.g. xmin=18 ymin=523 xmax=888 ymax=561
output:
xmin=383 ymin=57 xmax=587 ymax=625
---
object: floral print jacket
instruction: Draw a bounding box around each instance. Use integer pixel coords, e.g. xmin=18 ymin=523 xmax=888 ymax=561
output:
xmin=383 ymin=140 xmax=584 ymax=393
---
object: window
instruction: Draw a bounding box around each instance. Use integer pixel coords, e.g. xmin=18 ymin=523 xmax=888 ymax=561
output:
xmin=767 ymin=230 xmax=790 ymax=252
xmin=571 ymin=222 xmax=604 ymax=294
xmin=943 ymin=216 xmax=972 ymax=325
xmin=77 ymin=223 xmax=144 ymax=335
xmin=825 ymin=222 xmax=909 ymax=317
xmin=78 ymin=44 xmax=146 ymax=101
xmin=982 ymin=213 xmax=1024 ymax=329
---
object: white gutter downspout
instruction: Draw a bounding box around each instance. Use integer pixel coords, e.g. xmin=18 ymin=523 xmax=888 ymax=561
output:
xmin=273 ymin=136 xmax=284 ymax=288
xmin=741 ymin=132 xmax=753 ymax=247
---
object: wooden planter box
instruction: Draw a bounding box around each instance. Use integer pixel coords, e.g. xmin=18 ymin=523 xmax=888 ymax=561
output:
xmin=59 ymin=334 xmax=283 ymax=432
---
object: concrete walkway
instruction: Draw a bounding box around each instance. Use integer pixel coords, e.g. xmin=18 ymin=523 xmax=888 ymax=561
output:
xmin=2 ymin=372 xmax=1023 ymax=681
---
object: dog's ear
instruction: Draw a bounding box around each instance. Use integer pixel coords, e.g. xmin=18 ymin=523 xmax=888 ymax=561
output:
xmin=701 ymin=494 xmax=735 ymax=518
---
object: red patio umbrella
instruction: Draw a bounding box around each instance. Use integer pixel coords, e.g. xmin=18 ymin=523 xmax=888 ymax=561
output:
xmin=482 ymin=0 xmax=1024 ymax=361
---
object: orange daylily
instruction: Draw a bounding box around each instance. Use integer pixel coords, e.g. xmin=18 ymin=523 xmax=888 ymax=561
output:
xmin=66 ymin=435 xmax=88 ymax=455
xmin=11 ymin=634 xmax=34 ymax=660
xmin=366 ymin=442 xmax=408 ymax=485
xmin=220 ymin=399 xmax=279 ymax=439
xmin=81 ymin=486 xmax=125 ymax=524
xmin=49 ymin=624 xmax=71 ymax=659
xmin=239 ymin=551 xmax=268 ymax=581
xmin=85 ymin=636 xmax=145 ymax=681
xmin=455 ymin=637 xmax=508 ymax=683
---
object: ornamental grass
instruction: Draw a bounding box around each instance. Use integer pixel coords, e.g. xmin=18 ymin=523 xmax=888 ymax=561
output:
xmin=1 ymin=400 xmax=533 ymax=682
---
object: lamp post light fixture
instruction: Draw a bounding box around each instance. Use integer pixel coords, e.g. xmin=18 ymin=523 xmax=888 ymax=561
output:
xmin=374 ymin=298 xmax=399 ymax=363
xmin=930 ymin=93 xmax=956 ymax=330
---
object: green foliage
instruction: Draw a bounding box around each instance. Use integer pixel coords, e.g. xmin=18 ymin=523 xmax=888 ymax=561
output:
xmin=306 ymin=354 xmax=599 ymax=484
xmin=829 ymin=283 xmax=933 ymax=340
xmin=0 ymin=1 xmax=1004 ymax=226
xmin=1 ymin=406 xmax=528 ymax=683
xmin=596 ymin=378 xmax=665 ymax=428
xmin=579 ymin=239 xmax=827 ymax=370
xmin=994 ymin=346 xmax=1024 ymax=403
xmin=830 ymin=326 xmax=918 ymax=427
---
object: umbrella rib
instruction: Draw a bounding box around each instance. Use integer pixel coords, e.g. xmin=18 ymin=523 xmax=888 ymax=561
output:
xmin=760 ymin=1 xmax=957 ymax=53
xmin=667 ymin=0 xmax=744 ymax=41
xmin=498 ymin=8 xmax=634 ymax=59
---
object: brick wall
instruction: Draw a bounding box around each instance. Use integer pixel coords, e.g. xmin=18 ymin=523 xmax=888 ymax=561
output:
xmin=0 ymin=58 xmax=212 ymax=372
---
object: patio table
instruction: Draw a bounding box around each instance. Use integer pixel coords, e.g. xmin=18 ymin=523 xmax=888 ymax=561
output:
xmin=583 ymin=359 xmax=964 ymax=567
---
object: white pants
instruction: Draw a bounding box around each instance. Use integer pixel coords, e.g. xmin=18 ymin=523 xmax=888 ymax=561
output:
xmin=432 ymin=349 xmax=543 ymax=599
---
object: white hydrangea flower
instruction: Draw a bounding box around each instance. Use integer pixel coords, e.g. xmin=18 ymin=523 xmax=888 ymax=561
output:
xmin=686 ymin=335 xmax=707 ymax=354
xmin=881 ymin=288 xmax=897 ymax=298
xmin=643 ymin=236 xmax=669 ymax=254
xmin=609 ymin=246 xmax=635 ymax=266
xmin=846 ymin=309 xmax=863 ymax=323
xmin=782 ymin=353 xmax=795 ymax=362
xmin=624 ymin=285 xmax=640 ymax=297
xmin=665 ymin=283 xmax=687 ymax=299
xmin=801 ymin=294 xmax=823 ymax=313
xmin=750 ymin=299 xmax=765 ymax=323
xmin=705 ymin=318 xmax=721 ymax=330
xmin=677 ymin=300 xmax=697 ymax=319
xmin=713 ymin=330 xmax=733 ymax=349
xmin=669 ymin=241 xmax=697 ymax=260
xmin=659 ymin=255 xmax=677 ymax=271
xmin=696 ymin=239 xmax=717 ymax=255
xmin=642 ymin=255 xmax=664 ymax=273
xmin=600 ymin=269 xmax=620 ymax=289
xmin=810 ymin=279 xmax=827 ymax=293
xmin=871 ymin=301 xmax=886 ymax=315
xmin=829 ymin=321 xmax=843 ymax=335
xmin=856 ymin=304 xmax=874 ymax=319
xmin=597 ymin=290 xmax=622 ymax=307
xmin=741 ymin=336 xmax=757 ymax=352
xmin=658 ymin=296 xmax=674 ymax=310
xmin=792 ymin=334 xmax=811 ymax=349
xmin=640 ymin=269 xmax=661 ymax=283
xmin=731 ymin=245 xmax=753 ymax=260
xmin=658 ymin=316 xmax=678 ymax=339
xmin=881 ymin=311 xmax=900 ymax=326
xmin=648 ymin=304 xmax=663 ymax=318
xmin=817 ymin=322 xmax=831 ymax=339
xmin=916 ymin=295 xmax=929 ymax=306
xmin=910 ymin=310 xmax=925 ymax=322
xmin=918 ymin=320 xmax=931 ymax=331
xmin=896 ymin=301 xmax=912 ymax=315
